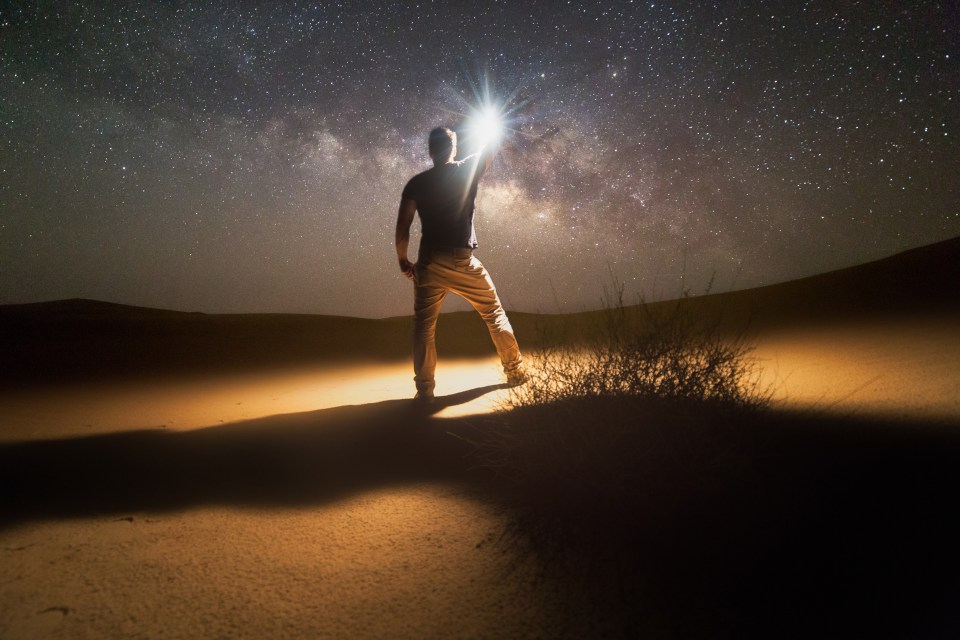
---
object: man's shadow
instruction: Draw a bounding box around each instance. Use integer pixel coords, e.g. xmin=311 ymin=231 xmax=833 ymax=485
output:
xmin=0 ymin=384 xmax=508 ymax=530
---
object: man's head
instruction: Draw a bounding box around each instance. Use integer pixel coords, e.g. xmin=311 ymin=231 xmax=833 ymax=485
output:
xmin=428 ymin=127 xmax=457 ymax=163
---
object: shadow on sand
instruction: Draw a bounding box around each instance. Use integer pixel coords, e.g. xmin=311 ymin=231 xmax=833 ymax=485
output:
xmin=480 ymin=398 xmax=960 ymax=638
xmin=0 ymin=384 xmax=506 ymax=529
xmin=1 ymin=389 xmax=959 ymax=637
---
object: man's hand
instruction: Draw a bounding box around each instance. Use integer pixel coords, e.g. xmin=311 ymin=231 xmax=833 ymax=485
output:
xmin=395 ymin=197 xmax=417 ymax=282
xmin=399 ymin=257 xmax=415 ymax=281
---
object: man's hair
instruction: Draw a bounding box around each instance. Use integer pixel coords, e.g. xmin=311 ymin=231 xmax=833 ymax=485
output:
xmin=428 ymin=127 xmax=456 ymax=161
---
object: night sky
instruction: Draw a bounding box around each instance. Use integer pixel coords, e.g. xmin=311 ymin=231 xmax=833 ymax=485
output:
xmin=2 ymin=2 xmax=957 ymax=318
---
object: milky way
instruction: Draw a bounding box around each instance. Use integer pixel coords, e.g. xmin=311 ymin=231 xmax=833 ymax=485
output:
xmin=2 ymin=2 xmax=957 ymax=317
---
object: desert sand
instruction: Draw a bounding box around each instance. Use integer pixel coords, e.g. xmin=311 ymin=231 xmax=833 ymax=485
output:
xmin=2 ymin=238 xmax=959 ymax=638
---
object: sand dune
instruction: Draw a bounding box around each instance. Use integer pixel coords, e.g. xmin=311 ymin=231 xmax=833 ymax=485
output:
xmin=3 ymin=237 xmax=958 ymax=385
xmin=1 ymin=237 xmax=959 ymax=638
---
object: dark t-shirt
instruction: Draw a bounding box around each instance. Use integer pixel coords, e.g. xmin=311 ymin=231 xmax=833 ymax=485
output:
xmin=401 ymin=156 xmax=484 ymax=252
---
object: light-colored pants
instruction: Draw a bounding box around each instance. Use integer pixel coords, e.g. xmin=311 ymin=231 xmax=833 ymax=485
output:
xmin=413 ymin=251 xmax=522 ymax=395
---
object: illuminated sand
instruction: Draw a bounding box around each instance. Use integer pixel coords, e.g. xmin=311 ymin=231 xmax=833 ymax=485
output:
xmin=5 ymin=319 xmax=957 ymax=447
xmin=0 ymin=359 xmax=511 ymax=443
xmin=753 ymin=317 xmax=960 ymax=422
xmin=2 ymin=315 xmax=959 ymax=638
xmin=2 ymin=357 xmax=606 ymax=639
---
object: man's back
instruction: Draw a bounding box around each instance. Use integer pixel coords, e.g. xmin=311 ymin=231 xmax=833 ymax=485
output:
xmin=402 ymin=157 xmax=483 ymax=252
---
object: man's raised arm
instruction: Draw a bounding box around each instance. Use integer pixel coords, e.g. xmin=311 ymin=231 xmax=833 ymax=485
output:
xmin=478 ymin=141 xmax=496 ymax=175
xmin=395 ymin=197 xmax=417 ymax=280
xmin=458 ymin=141 xmax=497 ymax=182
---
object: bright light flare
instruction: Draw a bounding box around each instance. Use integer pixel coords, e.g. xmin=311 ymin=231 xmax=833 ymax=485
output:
xmin=468 ymin=105 xmax=505 ymax=147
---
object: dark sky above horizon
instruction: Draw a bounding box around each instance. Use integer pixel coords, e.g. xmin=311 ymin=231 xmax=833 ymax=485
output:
xmin=2 ymin=1 xmax=958 ymax=317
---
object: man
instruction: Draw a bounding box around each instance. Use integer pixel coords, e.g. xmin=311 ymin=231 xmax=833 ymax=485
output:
xmin=395 ymin=126 xmax=525 ymax=403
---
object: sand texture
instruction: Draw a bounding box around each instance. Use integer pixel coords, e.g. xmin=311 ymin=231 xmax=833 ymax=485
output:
xmin=2 ymin=238 xmax=959 ymax=638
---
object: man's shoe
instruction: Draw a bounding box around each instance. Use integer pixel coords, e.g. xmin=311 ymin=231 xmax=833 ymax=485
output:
xmin=505 ymin=368 xmax=528 ymax=387
xmin=414 ymin=391 xmax=435 ymax=404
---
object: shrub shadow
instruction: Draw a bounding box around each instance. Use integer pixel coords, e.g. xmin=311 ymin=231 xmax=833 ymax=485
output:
xmin=471 ymin=398 xmax=960 ymax=639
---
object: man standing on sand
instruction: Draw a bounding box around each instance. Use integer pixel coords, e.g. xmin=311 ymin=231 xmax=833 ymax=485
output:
xmin=395 ymin=126 xmax=525 ymax=403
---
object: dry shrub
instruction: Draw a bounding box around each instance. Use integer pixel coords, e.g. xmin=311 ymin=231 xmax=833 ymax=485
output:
xmin=514 ymin=283 xmax=767 ymax=409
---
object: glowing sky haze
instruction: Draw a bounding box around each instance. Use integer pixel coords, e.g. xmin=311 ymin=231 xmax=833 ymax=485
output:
xmin=1 ymin=1 xmax=957 ymax=317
